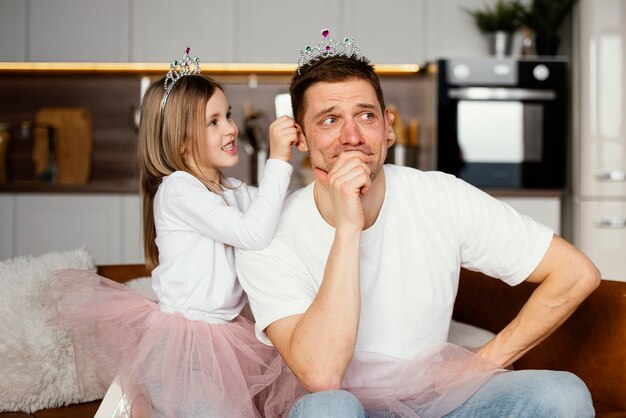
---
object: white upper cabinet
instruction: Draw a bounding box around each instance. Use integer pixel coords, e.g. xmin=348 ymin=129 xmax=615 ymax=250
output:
xmin=426 ymin=0 xmax=496 ymax=61
xmin=236 ymin=0 xmax=342 ymax=63
xmin=342 ymin=0 xmax=426 ymax=64
xmin=29 ymin=0 xmax=130 ymax=61
xmin=576 ymin=0 xmax=626 ymax=197
xmin=0 ymin=0 xmax=27 ymax=61
xmin=1 ymin=1 xmax=506 ymax=63
xmin=131 ymin=0 xmax=235 ymax=63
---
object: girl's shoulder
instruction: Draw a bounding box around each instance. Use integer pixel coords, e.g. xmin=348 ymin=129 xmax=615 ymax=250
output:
xmin=161 ymin=170 xmax=202 ymax=186
xmin=159 ymin=171 xmax=212 ymax=197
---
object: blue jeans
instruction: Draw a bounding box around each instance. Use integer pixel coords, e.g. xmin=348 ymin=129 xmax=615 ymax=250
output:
xmin=288 ymin=370 xmax=594 ymax=418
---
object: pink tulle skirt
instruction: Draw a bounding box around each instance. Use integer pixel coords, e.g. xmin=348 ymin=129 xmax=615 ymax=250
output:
xmin=51 ymin=269 xmax=505 ymax=417
xmin=49 ymin=269 xmax=301 ymax=417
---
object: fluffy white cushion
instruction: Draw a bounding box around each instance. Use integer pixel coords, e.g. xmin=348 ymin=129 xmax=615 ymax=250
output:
xmin=0 ymin=247 xmax=100 ymax=413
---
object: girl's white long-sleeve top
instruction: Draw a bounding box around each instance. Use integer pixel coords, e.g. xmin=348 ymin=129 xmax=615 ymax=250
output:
xmin=151 ymin=159 xmax=292 ymax=323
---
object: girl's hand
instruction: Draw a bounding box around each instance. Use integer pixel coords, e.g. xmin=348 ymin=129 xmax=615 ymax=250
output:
xmin=269 ymin=115 xmax=299 ymax=162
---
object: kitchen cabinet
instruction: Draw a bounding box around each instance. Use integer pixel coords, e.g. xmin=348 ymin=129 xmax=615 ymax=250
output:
xmin=425 ymin=0 xmax=524 ymax=61
xmin=425 ymin=0 xmax=489 ymax=60
xmin=576 ymin=0 xmax=626 ymax=199
xmin=0 ymin=195 xmax=14 ymax=261
xmin=236 ymin=0 xmax=427 ymax=64
xmin=1 ymin=0 xmax=510 ymax=63
xmin=0 ymin=193 xmax=143 ymax=265
xmin=28 ymin=0 xmax=130 ymax=61
xmin=236 ymin=0 xmax=342 ymax=63
xmin=497 ymin=196 xmax=561 ymax=235
xmin=0 ymin=0 xmax=27 ymax=61
xmin=573 ymin=0 xmax=626 ymax=281
xmin=575 ymin=200 xmax=626 ymax=281
xmin=131 ymin=0 xmax=235 ymax=63
xmin=342 ymin=0 xmax=426 ymax=64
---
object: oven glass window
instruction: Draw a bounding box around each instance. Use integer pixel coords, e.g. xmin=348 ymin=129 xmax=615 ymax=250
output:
xmin=457 ymin=100 xmax=543 ymax=163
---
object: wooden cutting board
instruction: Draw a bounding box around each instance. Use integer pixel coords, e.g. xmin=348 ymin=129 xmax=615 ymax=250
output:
xmin=35 ymin=107 xmax=92 ymax=185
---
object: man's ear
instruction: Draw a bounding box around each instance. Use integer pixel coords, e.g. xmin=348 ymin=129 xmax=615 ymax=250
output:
xmin=295 ymin=123 xmax=309 ymax=152
xmin=384 ymin=108 xmax=396 ymax=148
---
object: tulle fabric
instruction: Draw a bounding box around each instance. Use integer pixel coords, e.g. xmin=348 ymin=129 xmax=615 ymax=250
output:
xmin=268 ymin=334 xmax=505 ymax=417
xmin=50 ymin=268 xmax=504 ymax=417
xmin=344 ymin=345 xmax=506 ymax=417
xmin=49 ymin=269 xmax=302 ymax=417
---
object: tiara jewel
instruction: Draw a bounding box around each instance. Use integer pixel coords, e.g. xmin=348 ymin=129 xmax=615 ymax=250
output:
xmin=161 ymin=46 xmax=201 ymax=110
xmin=297 ymin=29 xmax=362 ymax=74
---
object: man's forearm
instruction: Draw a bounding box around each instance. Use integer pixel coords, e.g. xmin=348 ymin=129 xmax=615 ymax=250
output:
xmin=476 ymin=262 xmax=600 ymax=367
xmin=281 ymin=227 xmax=361 ymax=391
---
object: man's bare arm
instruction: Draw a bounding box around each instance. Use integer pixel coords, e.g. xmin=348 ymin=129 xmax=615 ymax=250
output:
xmin=266 ymin=227 xmax=361 ymax=391
xmin=476 ymin=234 xmax=601 ymax=367
xmin=265 ymin=153 xmax=372 ymax=392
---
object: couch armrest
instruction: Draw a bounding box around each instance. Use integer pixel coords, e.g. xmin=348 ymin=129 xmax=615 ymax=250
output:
xmin=453 ymin=268 xmax=626 ymax=414
xmin=96 ymin=264 xmax=151 ymax=284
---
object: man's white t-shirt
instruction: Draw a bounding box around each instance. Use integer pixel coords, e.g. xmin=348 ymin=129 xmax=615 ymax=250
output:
xmin=236 ymin=165 xmax=553 ymax=362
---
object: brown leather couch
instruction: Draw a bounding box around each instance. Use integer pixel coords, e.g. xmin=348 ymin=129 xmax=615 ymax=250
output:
xmin=3 ymin=265 xmax=625 ymax=417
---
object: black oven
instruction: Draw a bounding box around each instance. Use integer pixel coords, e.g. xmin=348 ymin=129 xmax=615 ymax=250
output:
xmin=436 ymin=58 xmax=568 ymax=189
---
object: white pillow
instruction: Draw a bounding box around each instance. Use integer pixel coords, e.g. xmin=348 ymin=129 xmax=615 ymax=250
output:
xmin=124 ymin=276 xmax=155 ymax=299
xmin=0 ymin=247 xmax=102 ymax=413
xmin=448 ymin=319 xmax=496 ymax=349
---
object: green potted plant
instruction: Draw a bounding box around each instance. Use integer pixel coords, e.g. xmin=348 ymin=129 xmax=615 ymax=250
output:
xmin=464 ymin=0 xmax=525 ymax=56
xmin=522 ymin=0 xmax=578 ymax=55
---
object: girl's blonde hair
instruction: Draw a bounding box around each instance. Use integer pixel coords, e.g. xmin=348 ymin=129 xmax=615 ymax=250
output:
xmin=138 ymin=74 xmax=227 ymax=269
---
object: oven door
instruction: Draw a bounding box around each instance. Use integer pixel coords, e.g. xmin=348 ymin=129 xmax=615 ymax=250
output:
xmin=437 ymin=86 xmax=565 ymax=188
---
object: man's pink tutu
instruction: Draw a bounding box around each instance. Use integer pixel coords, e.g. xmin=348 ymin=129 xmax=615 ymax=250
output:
xmin=344 ymin=344 xmax=505 ymax=417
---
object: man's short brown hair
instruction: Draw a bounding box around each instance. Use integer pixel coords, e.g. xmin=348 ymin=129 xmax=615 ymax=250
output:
xmin=289 ymin=56 xmax=386 ymax=132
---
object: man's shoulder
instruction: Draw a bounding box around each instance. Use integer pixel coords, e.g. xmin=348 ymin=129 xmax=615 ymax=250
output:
xmin=269 ymin=183 xmax=320 ymax=246
xmin=280 ymin=183 xmax=314 ymax=219
xmin=384 ymin=165 xmax=460 ymax=191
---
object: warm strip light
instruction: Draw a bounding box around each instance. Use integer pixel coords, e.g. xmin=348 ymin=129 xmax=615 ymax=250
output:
xmin=0 ymin=62 xmax=421 ymax=75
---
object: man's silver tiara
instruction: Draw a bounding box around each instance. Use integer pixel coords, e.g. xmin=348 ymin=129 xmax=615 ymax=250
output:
xmin=161 ymin=46 xmax=201 ymax=111
xmin=297 ymin=29 xmax=362 ymax=74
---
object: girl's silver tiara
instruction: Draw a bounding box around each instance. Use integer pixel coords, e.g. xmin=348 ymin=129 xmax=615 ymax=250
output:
xmin=160 ymin=46 xmax=201 ymax=111
xmin=297 ymin=29 xmax=362 ymax=74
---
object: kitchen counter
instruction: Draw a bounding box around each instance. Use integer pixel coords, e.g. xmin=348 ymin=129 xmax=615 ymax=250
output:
xmin=0 ymin=179 xmax=139 ymax=194
xmin=0 ymin=180 xmax=562 ymax=197
xmin=482 ymin=188 xmax=563 ymax=198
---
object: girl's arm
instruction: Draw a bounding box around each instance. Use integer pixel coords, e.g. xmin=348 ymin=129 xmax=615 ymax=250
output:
xmin=164 ymin=160 xmax=292 ymax=250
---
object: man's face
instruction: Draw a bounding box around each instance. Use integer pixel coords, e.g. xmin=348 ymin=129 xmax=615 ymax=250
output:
xmin=297 ymin=79 xmax=395 ymax=181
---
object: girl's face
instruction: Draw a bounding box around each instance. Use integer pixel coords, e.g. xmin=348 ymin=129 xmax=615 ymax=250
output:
xmin=198 ymin=88 xmax=239 ymax=173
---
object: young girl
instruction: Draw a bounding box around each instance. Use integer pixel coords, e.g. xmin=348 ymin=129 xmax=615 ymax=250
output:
xmin=53 ymin=48 xmax=299 ymax=417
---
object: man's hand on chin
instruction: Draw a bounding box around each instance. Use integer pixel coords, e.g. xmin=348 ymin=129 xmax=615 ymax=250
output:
xmin=313 ymin=152 xmax=371 ymax=231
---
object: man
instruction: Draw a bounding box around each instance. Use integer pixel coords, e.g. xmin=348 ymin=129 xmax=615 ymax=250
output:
xmin=237 ymin=31 xmax=600 ymax=417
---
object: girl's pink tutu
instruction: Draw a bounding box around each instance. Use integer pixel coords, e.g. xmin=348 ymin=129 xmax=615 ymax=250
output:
xmin=49 ymin=269 xmax=302 ymax=417
xmin=51 ymin=268 xmax=504 ymax=417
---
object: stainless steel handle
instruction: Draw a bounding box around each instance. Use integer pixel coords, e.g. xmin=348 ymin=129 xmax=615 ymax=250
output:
xmin=595 ymin=218 xmax=626 ymax=228
xmin=448 ymin=87 xmax=556 ymax=101
xmin=596 ymin=170 xmax=626 ymax=182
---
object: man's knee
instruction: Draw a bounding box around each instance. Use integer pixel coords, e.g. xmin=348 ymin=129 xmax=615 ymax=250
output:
xmin=447 ymin=369 xmax=594 ymax=418
xmin=530 ymin=371 xmax=594 ymax=417
xmin=289 ymin=390 xmax=366 ymax=418
xmin=500 ymin=370 xmax=594 ymax=417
